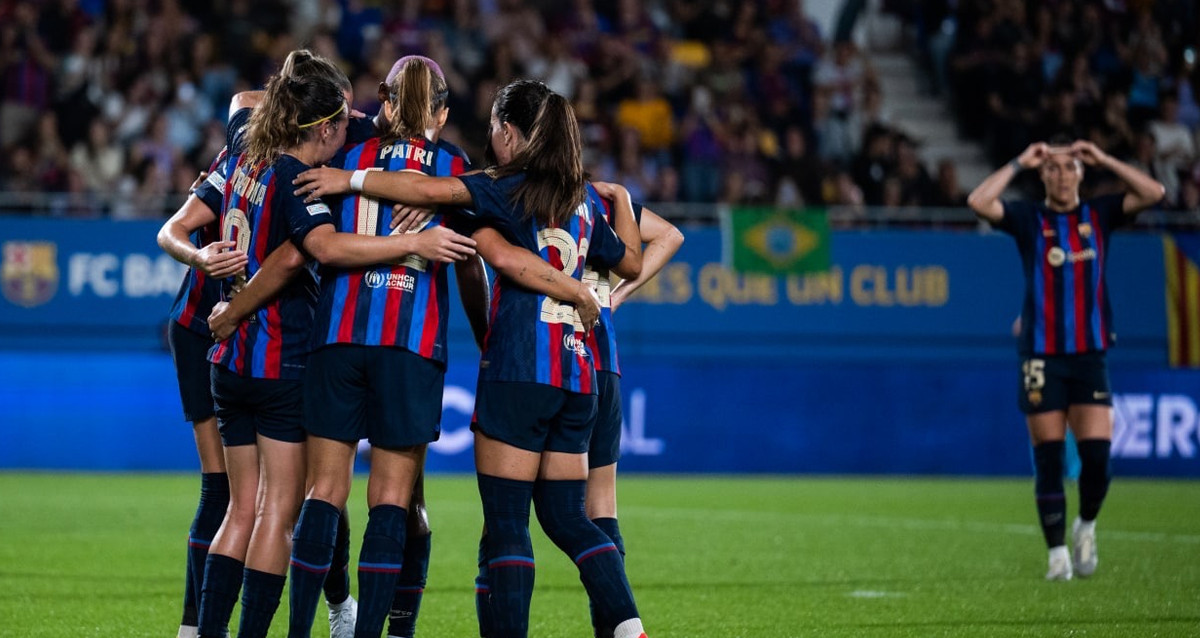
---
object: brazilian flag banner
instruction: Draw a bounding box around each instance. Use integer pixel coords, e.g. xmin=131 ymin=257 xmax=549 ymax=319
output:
xmin=721 ymin=206 xmax=831 ymax=275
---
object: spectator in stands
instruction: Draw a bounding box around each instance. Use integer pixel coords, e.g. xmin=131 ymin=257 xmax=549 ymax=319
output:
xmin=930 ymin=159 xmax=967 ymax=208
xmin=678 ymin=86 xmax=725 ymax=202
xmin=69 ymin=118 xmax=124 ymax=195
xmin=985 ymin=40 xmax=1043 ymax=164
xmin=893 ymin=135 xmax=934 ymax=207
xmin=814 ymin=40 xmax=868 ymax=121
xmin=772 ymin=125 xmax=825 ymax=207
xmin=1129 ymin=130 xmax=1176 ymax=208
xmin=852 ymin=125 xmax=895 ymax=206
xmin=615 ymin=75 xmax=676 ymax=162
xmin=1 ymin=1 xmax=54 ymax=149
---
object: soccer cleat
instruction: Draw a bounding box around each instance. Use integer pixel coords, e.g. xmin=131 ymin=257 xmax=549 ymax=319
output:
xmin=1072 ymin=517 xmax=1098 ymax=578
xmin=177 ymin=626 xmax=198 ymax=638
xmin=1045 ymin=545 xmax=1073 ymax=581
xmin=328 ymin=596 xmax=357 ymax=638
xmin=613 ymin=618 xmax=646 ymax=638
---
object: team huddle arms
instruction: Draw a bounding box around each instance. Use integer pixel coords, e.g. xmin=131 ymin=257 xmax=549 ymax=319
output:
xmin=158 ymin=49 xmax=682 ymax=638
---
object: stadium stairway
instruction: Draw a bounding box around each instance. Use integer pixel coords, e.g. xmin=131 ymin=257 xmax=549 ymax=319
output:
xmin=868 ymin=51 xmax=994 ymax=193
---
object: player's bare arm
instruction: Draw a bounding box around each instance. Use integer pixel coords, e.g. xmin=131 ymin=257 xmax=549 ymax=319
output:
xmin=294 ymin=167 xmax=471 ymax=209
xmin=611 ymin=206 xmax=684 ymax=312
xmin=207 ymin=241 xmax=306 ymax=340
xmin=968 ymin=142 xmax=1049 ymax=223
xmin=302 ymin=223 xmax=476 ymax=269
xmin=472 ymin=227 xmax=601 ymax=330
xmin=1069 ymin=140 xmax=1165 ymax=214
xmin=590 ymin=181 xmax=642 ymax=280
xmin=158 ymin=191 xmax=248 ymax=279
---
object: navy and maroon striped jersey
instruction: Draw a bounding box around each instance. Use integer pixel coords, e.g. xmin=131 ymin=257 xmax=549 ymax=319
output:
xmin=583 ymin=199 xmax=643 ymax=376
xmin=996 ymin=193 xmax=1130 ymax=355
xmin=309 ymin=135 xmax=471 ymax=362
xmin=168 ymin=146 xmax=231 ymax=335
xmin=208 ymin=115 xmax=334 ymax=380
xmin=459 ymin=175 xmax=627 ymax=393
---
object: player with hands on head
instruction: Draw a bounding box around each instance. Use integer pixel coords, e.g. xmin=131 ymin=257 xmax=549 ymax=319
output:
xmin=968 ymin=135 xmax=1163 ymax=581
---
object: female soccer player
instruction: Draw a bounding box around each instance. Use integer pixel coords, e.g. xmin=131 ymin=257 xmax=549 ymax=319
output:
xmin=158 ymin=49 xmax=368 ymax=638
xmin=157 ymin=151 xmax=244 ymax=638
xmin=468 ymin=200 xmax=683 ymax=638
xmin=580 ymin=203 xmax=682 ymax=636
xmin=967 ymin=137 xmax=1163 ymax=580
xmin=294 ymin=79 xmax=651 ymax=638
xmin=196 ymin=70 xmax=474 ymax=638
xmin=276 ymin=55 xmax=482 ymax=638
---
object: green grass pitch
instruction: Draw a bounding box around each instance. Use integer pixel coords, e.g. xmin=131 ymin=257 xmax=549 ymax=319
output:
xmin=1 ymin=473 xmax=1198 ymax=637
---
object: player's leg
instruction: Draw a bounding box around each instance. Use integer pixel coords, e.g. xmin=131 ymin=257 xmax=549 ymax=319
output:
xmin=236 ymin=432 xmax=306 ymax=638
xmin=324 ymin=503 xmax=355 ymax=638
xmin=473 ymin=523 xmax=494 ymax=638
xmin=1028 ymin=411 xmax=1071 ymax=580
xmin=357 ymin=348 xmax=439 ymax=638
xmin=289 ymin=436 xmax=356 ymax=638
xmin=1064 ymin=354 xmax=1115 ymax=577
xmin=472 ymin=380 xmax=561 ymax=638
xmin=292 ymin=346 xmax=366 ymax=638
xmin=475 ymin=431 xmax=541 ymax=638
xmin=169 ymin=321 xmax=227 ymax=638
xmin=585 ymin=372 xmax=625 ymax=638
xmin=235 ymin=378 xmax=307 ymax=638
xmin=1067 ymin=404 xmax=1113 ymax=578
xmin=198 ymin=369 xmax=261 ymax=638
xmin=388 ymin=463 xmax=430 ymax=638
xmin=536 ymin=392 xmax=645 ymax=638
xmin=355 ymin=445 xmax=422 ymax=638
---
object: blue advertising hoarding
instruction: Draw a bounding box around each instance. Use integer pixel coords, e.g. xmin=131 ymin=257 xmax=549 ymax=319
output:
xmin=0 ymin=219 xmax=1194 ymax=476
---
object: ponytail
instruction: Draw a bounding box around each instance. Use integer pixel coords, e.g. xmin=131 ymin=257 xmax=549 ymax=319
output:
xmin=245 ymin=74 xmax=345 ymax=166
xmin=381 ymin=57 xmax=443 ymax=143
xmin=280 ymin=48 xmax=352 ymax=93
xmin=489 ymin=82 xmax=585 ymax=226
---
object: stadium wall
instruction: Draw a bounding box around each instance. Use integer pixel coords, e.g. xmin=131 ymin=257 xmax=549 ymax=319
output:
xmin=1 ymin=219 xmax=1197 ymax=476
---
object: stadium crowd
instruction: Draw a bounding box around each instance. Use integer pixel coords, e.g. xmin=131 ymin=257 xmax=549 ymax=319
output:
xmin=937 ymin=0 xmax=1200 ymax=209
xmin=0 ymin=0 xmax=974 ymax=218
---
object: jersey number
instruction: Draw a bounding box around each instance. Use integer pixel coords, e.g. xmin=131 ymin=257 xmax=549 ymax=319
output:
xmin=582 ymin=267 xmax=611 ymax=308
xmin=537 ymin=227 xmax=588 ymax=329
xmin=1022 ymin=358 xmax=1046 ymax=391
xmin=221 ymin=207 xmax=251 ymax=293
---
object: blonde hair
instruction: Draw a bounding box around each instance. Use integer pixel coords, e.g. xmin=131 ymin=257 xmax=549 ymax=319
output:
xmin=380 ymin=58 xmax=449 ymax=143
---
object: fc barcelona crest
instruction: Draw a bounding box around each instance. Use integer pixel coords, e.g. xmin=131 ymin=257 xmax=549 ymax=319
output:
xmin=2 ymin=241 xmax=59 ymax=308
xmin=1078 ymin=222 xmax=1093 ymax=238
xmin=1028 ymin=390 xmax=1043 ymax=407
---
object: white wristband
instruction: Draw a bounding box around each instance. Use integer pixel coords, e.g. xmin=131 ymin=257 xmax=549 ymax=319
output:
xmin=349 ymin=169 xmax=367 ymax=192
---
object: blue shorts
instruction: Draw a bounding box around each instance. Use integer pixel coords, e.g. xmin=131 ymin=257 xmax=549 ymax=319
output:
xmin=210 ymin=365 xmax=306 ymax=446
xmin=304 ymin=344 xmax=444 ymax=450
xmin=1018 ymin=352 xmax=1112 ymax=415
xmin=167 ymin=321 xmax=215 ymax=423
xmin=472 ymin=380 xmax=597 ymax=454
xmin=588 ymin=371 xmax=623 ymax=469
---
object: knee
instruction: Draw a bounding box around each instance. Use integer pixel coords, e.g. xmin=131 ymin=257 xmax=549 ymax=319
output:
xmin=225 ymin=500 xmax=256 ymax=533
xmin=306 ymin=478 xmax=350 ymax=510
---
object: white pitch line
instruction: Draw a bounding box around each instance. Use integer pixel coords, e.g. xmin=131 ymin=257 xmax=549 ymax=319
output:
xmin=625 ymin=506 xmax=1200 ymax=544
